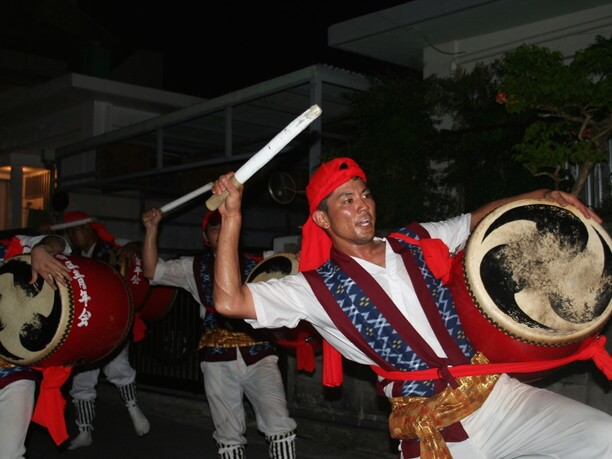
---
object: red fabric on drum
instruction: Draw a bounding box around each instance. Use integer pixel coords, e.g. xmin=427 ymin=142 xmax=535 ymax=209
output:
xmin=132 ymin=313 xmax=147 ymax=342
xmin=295 ymin=341 xmax=316 ymax=373
xmin=275 ymin=332 xmax=317 ymax=373
xmin=31 ymin=366 xmax=72 ymax=445
xmin=2 ymin=236 xmax=25 ymax=260
xmin=590 ymin=336 xmax=612 ymax=379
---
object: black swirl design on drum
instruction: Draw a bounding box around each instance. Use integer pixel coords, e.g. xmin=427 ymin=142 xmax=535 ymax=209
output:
xmin=0 ymin=257 xmax=63 ymax=362
xmin=480 ymin=204 xmax=612 ymax=331
xmin=246 ymin=256 xmax=296 ymax=283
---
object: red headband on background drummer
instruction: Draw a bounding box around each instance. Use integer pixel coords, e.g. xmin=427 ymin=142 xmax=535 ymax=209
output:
xmin=62 ymin=211 xmax=119 ymax=250
xmin=201 ymin=210 xmax=221 ymax=248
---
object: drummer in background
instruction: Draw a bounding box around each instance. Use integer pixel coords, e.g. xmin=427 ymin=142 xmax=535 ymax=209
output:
xmin=141 ymin=208 xmax=297 ymax=459
xmin=210 ymin=157 xmax=612 ymax=459
xmin=61 ymin=211 xmax=150 ymax=450
xmin=0 ymin=234 xmax=71 ymax=459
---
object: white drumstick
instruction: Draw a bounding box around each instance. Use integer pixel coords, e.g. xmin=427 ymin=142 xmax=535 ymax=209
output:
xmin=160 ymin=183 xmax=213 ymax=214
xmin=157 ymin=105 xmax=321 ymax=215
xmin=206 ymin=104 xmax=322 ymax=210
xmin=50 ymin=217 xmax=96 ymax=231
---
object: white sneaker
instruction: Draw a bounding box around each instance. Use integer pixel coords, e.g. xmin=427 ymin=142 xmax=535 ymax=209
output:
xmin=67 ymin=431 xmax=93 ymax=450
xmin=128 ymin=405 xmax=150 ymax=436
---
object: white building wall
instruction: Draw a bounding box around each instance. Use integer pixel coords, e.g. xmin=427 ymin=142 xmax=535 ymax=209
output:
xmin=423 ymin=3 xmax=612 ymax=77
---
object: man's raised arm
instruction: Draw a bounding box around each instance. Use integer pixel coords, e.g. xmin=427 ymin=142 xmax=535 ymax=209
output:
xmin=211 ymin=173 xmax=257 ymax=319
xmin=141 ymin=208 xmax=162 ymax=279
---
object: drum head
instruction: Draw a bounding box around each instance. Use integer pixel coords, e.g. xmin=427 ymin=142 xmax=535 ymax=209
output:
xmin=465 ymin=199 xmax=612 ymax=346
xmin=0 ymin=255 xmax=71 ymax=365
xmin=245 ymin=253 xmax=298 ymax=283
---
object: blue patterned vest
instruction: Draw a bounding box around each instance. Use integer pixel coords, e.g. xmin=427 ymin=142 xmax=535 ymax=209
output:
xmin=305 ymin=224 xmax=476 ymax=397
xmin=193 ymin=250 xmax=276 ymax=364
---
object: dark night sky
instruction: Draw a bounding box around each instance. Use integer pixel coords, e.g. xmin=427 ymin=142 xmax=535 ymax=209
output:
xmin=78 ymin=2 xmax=409 ymax=98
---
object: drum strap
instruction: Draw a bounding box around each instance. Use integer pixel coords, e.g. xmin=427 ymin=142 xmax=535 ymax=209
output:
xmin=372 ymin=334 xmax=612 ymax=381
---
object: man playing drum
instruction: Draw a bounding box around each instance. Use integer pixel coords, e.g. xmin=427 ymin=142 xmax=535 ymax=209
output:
xmin=210 ymin=157 xmax=612 ymax=459
xmin=62 ymin=211 xmax=150 ymax=450
xmin=141 ymin=208 xmax=297 ymax=459
xmin=0 ymin=234 xmax=71 ymax=459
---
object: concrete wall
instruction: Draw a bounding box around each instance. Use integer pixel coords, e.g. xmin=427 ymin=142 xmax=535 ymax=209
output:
xmin=423 ymin=3 xmax=612 ymax=78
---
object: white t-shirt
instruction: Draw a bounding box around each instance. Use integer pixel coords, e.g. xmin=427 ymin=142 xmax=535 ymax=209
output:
xmin=246 ymin=214 xmax=471 ymax=366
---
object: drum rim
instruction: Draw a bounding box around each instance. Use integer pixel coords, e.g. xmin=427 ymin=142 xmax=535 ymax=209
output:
xmin=464 ymin=198 xmax=612 ymax=347
xmin=245 ymin=252 xmax=299 ymax=284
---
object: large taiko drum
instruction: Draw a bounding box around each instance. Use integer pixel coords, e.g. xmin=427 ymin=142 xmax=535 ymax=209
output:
xmin=119 ymin=253 xmax=150 ymax=310
xmin=138 ymin=285 xmax=177 ymax=322
xmin=448 ymin=199 xmax=612 ymax=378
xmin=117 ymin=251 xmax=177 ymax=322
xmin=0 ymin=254 xmax=133 ymax=367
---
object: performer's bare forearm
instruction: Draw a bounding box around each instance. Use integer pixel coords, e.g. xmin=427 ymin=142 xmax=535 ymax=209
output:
xmin=213 ymin=214 xmax=256 ymax=318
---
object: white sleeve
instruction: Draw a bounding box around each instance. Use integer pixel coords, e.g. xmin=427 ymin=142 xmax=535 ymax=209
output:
xmin=151 ymin=256 xmax=203 ymax=308
xmin=246 ymin=273 xmax=312 ymax=329
xmin=18 ymin=235 xmax=72 ymax=255
xmin=247 ymin=273 xmax=379 ymax=365
xmin=421 ymin=213 xmax=471 ymax=253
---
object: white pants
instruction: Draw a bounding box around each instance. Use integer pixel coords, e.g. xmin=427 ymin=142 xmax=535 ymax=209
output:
xmin=201 ymin=352 xmax=297 ymax=447
xmin=70 ymin=343 xmax=136 ymax=400
xmin=401 ymin=374 xmax=612 ymax=458
xmin=0 ymin=379 xmax=35 ymax=459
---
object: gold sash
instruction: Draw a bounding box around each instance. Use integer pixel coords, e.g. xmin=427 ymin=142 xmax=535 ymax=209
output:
xmin=198 ymin=327 xmax=268 ymax=349
xmin=388 ymin=353 xmax=500 ymax=459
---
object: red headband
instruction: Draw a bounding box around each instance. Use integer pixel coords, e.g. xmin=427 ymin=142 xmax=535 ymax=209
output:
xmin=201 ymin=210 xmax=221 ymax=231
xmin=63 ymin=211 xmax=117 ymax=246
xmin=299 ymin=157 xmax=366 ymax=272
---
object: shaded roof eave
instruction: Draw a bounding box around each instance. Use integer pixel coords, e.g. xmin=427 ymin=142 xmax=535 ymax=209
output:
xmin=328 ymin=0 xmax=612 ymax=69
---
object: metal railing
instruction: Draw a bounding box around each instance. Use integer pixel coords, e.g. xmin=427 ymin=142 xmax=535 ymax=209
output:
xmin=130 ymin=289 xmax=204 ymax=394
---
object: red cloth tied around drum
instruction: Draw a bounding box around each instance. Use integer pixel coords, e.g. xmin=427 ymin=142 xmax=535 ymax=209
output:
xmin=273 ymin=322 xmax=321 ymax=373
xmin=299 ymin=157 xmax=366 ymax=387
xmin=1 ymin=236 xmax=25 ymax=260
xmin=371 ymin=335 xmax=612 ymax=381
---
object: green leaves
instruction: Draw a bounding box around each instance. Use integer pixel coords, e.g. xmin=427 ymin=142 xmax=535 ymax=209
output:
xmin=498 ymin=34 xmax=612 ymax=194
